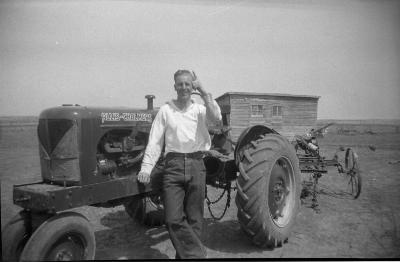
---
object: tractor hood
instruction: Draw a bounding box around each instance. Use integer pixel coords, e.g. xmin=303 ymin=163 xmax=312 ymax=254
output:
xmin=39 ymin=105 xmax=158 ymax=124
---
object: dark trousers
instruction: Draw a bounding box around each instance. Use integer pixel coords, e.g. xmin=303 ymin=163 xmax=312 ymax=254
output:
xmin=163 ymin=152 xmax=207 ymax=259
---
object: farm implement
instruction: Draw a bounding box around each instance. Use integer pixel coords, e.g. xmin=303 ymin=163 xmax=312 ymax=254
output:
xmin=293 ymin=123 xmax=362 ymax=210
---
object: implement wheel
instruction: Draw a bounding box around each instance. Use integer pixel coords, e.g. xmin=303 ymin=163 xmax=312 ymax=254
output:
xmin=235 ymin=134 xmax=301 ymax=247
xmin=124 ymin=193 xmax=164 ymax=226
xmin=2 ymin=211 xmax=32 ymax=261
xmin=20 ymin=212 xmax=95 ymax=261
xmin=345 ymin=148 xmax=362 ymax=199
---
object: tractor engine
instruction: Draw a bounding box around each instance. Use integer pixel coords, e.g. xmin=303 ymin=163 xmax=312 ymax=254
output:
xmin=96 ymin=130 xmax=148 ymax=178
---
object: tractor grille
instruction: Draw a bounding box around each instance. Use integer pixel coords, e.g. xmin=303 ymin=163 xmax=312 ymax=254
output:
xmin=38 ymin=119 xmax=74 ymax=155
xmin=38 ymin=119 xmax=80 ymax=185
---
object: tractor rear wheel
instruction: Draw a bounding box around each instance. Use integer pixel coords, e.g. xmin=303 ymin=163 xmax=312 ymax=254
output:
xmin=2 ymin=211 xmax=32 ymax=261
xmin=124 ymin=193 xmax=164 ymax=226
xmin=235 ymin=134 xmax=301 ymax=248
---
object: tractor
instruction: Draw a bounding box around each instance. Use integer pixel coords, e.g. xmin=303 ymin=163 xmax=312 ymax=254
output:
xmin=2 ymin=94 xmax=303 ymax=261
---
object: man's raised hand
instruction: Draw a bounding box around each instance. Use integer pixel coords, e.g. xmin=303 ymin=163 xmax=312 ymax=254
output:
xmin=191 ymin=71 xmax=205 ymax=95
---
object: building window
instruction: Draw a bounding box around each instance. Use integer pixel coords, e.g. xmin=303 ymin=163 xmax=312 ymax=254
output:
xmin=222 ymin=113 xmax=229 ymax=126
xmin=272 ymin=105 xmax=283 ymax=117
xmin=251 ymin=105 xmax=264 ymax=116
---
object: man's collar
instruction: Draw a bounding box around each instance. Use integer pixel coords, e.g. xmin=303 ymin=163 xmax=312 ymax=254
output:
xmin=167 ymin=99 xmax=195 ymax=112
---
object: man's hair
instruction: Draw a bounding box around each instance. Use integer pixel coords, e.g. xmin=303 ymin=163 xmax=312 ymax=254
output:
xmin=174 ymin=69 xmax=193 ymax=82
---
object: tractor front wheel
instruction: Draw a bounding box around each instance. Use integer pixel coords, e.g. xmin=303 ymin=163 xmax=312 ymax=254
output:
xmin=19 ymin=212 xmax=95 ymax=261
xmin=2 ymin=211 xmax=32 ymax=261
xmin=235 ymin=134 xmax=301 ymax=247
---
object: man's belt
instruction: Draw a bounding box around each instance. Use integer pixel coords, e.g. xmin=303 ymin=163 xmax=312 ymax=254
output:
xmin=166 ymin=151 xmax=204 ymax=159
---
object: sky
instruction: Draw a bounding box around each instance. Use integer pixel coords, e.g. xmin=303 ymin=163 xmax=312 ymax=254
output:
xmin=0 ymin=0 xmax=399 ymax=119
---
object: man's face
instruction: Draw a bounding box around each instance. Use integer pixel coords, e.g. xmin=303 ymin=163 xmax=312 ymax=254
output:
xmin=174 ymin=73 xmax=194 ymax=101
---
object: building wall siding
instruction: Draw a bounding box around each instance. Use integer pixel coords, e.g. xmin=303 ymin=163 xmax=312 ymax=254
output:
xmin=216 ymin=94 xmax=319 ymax=141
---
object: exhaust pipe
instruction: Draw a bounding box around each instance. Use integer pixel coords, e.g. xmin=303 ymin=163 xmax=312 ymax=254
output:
xmin=145 ymin=95 xmax=155 ymax=110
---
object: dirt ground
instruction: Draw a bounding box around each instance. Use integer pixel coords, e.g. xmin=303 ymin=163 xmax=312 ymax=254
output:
xmin=1 ymin=126 xmax=400 ymax=259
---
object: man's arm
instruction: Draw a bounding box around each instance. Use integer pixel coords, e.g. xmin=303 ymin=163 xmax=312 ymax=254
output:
xmin=191 ymin=71 xmax=222 ymax=122
xmin=202 ymin=93 xmax=222 ymax=122
xmin=137 ymin=107 xmax=166 ymax=184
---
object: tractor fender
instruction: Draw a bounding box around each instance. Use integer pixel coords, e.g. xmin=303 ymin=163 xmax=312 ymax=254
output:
xmin=234 ymin=125 xmax=278 ymax=166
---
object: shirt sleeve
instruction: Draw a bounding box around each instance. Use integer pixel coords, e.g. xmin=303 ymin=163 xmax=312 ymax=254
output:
xmin=140 ymin=106 xmax=166 ymax=174
xmin=204 ymin=94 xmax=222 ymax=123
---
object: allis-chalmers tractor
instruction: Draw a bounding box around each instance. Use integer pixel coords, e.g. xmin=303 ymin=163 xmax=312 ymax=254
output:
xmin=2 ymin=95 xmax=360 ymax=261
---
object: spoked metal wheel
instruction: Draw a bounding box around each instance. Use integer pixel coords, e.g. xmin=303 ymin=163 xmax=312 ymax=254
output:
xmin=268 ymin=157 xmax=296 ymax=228
xmin=345 ymin=148 xmax=362 ymax=199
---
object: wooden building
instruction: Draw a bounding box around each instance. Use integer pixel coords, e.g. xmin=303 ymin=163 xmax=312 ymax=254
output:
xmin=215 ymin=92 xmax=320 ymax=140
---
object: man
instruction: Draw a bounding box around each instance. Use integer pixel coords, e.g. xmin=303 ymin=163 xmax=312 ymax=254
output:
xmin=137 ymin=70 xmax=222 ymax=259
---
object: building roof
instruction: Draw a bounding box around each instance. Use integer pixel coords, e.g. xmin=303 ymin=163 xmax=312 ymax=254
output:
xmin=216 ymin=92 xmax=320 ymax=100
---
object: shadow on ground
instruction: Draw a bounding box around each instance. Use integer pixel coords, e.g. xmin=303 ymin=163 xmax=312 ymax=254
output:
xmin=318 ymin=183 xmax=356 ymax=199
xmin=94 ymin=209 xmax=274 ymax=259
xmin=95 ymin=210 xmax=170 ymax=259
xmin=205 ymin=218 xmax=274 ymax=253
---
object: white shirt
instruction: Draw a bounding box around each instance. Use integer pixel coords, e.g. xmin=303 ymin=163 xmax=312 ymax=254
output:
xmin=140 ymin=98 xmax=222 ymax=174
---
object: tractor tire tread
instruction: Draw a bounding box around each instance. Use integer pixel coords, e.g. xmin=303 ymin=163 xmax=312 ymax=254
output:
xmin=235 ymin=134 xmax=301 ymax=248
xmin=238 ymin=162 xmax=250 ymax=181
xmin=243 ymin=149 xmax=254 ymax=163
